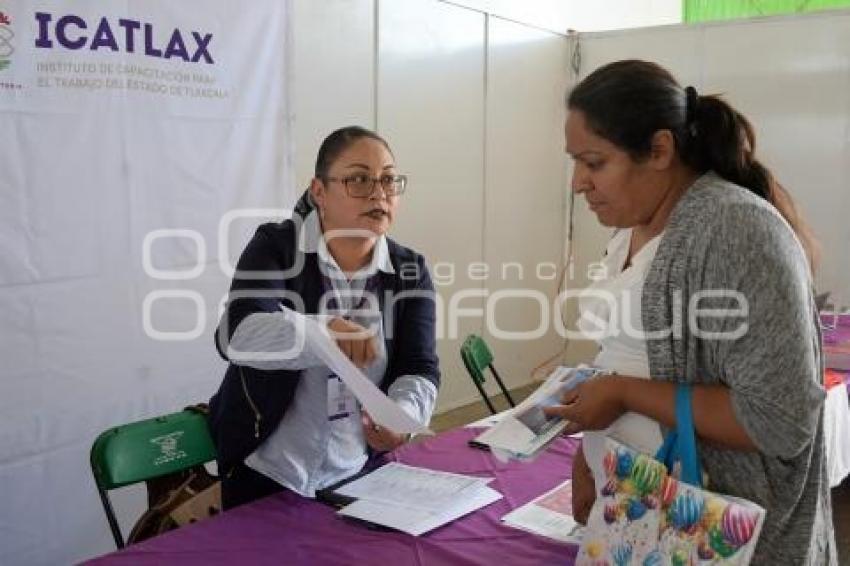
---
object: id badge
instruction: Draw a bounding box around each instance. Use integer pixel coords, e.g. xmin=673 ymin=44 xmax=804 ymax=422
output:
xmin=327 ymin=374 xmax=357 ymax=421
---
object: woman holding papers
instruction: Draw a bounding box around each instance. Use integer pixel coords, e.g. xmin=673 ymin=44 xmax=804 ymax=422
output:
xmin=545 ymin=60 xmax=832 ymax=564
xmin=208 ymin=126 xmax=440 ymax=510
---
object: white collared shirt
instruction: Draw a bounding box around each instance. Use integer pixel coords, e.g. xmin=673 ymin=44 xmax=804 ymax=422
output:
xmin=230 ymin=211 xmax=437 ymax=497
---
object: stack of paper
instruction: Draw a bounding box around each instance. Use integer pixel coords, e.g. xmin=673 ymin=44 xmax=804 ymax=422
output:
xmin=501 ymin=479 xmax=585 ymax=544
xmin=334 ymin=462 xmax=502 ymax=536
xmin=471 ymin=366 xmax=606 ymax=460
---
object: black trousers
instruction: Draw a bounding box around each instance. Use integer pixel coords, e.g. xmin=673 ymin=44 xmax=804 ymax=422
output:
xmin=221 ymin=462 xmax=286 ymax=510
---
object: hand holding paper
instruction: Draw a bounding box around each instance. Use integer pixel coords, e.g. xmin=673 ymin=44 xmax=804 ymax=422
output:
xmin=472 ymin=366 xmax=607 ymax=459
xmin=302 ymin=315 xmax=429 ymax=435
xmin=327 ymin=317 xmax=379 ymax=368
xmin=362 ymin=412 xmax=409 ymax=451
xmin=542 ymin=371 xmax=625 ymax=434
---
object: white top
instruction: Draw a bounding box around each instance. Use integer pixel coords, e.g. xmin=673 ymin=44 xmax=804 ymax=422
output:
xmin=229 ymin=210 xmax=437 ymax=497
xmin=577 ymin=228 xmax=664 ymax=493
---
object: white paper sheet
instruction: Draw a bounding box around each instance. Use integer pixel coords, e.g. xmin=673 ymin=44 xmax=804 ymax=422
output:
xmin=501 ymin=479 xmax=585 ymax=544
xmin=303 ymin=316 xmax=429 ymax=434
xmin=335 ymin=462 xmax=492 ymax=511
xmin=339 ymin=484 xmax=503 ymax=536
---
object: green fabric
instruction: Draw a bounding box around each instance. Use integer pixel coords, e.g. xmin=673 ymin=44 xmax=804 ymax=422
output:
xmin=684 ymin=0 xmax=850 ymax=23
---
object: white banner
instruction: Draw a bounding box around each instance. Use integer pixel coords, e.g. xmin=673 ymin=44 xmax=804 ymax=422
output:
xmin=0 ymin=1 xmax=294 ymax=564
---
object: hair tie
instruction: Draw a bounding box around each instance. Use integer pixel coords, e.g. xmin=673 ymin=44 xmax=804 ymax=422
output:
xmin=684 ymin=85 xmax=699 ymax=136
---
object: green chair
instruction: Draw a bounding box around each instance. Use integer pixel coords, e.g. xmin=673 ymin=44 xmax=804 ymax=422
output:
xmin=460 ymin=334 xmax=516 ymax=415
xmin=90 ymin=408 xmax=217 ymax=548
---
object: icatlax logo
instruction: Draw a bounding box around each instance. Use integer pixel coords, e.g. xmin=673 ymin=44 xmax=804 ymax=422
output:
xmin=0 ymin=11 xmax=13 ymax=72
xmin=34 ymin=13 xmax=214 ymax=64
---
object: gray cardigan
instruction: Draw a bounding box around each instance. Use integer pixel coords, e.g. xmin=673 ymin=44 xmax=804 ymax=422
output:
xmin=643 ymin=172 xmax=834 ymax=565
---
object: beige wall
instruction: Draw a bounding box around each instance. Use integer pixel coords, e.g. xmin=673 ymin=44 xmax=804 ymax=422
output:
xmin=293 ymin=0 xmax=570 ymax=412
xmin=570 ymin=11 xmax=850 ymax=317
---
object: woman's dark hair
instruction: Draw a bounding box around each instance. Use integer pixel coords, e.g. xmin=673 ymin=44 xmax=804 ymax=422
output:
xmin=567 ymin=59 xmax=819 ymax=271
xmin=314 ymin=125 xmax=393 ymax=179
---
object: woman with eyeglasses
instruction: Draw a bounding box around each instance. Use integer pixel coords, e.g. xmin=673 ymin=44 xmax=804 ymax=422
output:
xmin=208 ymin=126 xmax=440 ymax=510
xmin=543 ymin=60 xmax=832 ymax=564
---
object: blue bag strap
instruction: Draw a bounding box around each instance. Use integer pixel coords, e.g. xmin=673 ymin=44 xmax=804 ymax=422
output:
xmin=655 ymin=426 xmax=678 ymax=467
xmin=654 ymin=384 xmax=702 ymax=487
xmin=675 ymin=384 xmax=701 ymax=486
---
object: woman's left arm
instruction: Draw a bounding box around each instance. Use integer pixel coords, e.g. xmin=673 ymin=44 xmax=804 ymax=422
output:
xmin=545 ymin=376 xmax=757 ymax=450
xmin=363 ymin=254 xmax=440 ymax=450
xmin=385 ymin=255 xmax=441 ymax=409
xmin=547 ymin=203 xmax=826 ymax=458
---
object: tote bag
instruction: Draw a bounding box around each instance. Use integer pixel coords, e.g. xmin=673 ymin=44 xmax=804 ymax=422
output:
xmin=577 ymin=385 xmax=765 ymax=565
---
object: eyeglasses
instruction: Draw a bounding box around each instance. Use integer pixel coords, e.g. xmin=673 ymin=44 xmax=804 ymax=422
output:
xmin=323 ymin=173 xmax=408 ymax=198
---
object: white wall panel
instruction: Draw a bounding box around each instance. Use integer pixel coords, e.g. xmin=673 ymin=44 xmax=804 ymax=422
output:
xmin=448 ymin=0 xmax=681 ymax=33
xmin=378 ymin=0 xmax=487 ymax=411
xmin=483 ymin=17 xmax=569 ymax=391
xmin=570 ymin=13 xmax=850 ymax=319
xmin=702 ymin=14 xmax=850 ymax=306
xmin=293 ymin=0 xmax=375 ymax=192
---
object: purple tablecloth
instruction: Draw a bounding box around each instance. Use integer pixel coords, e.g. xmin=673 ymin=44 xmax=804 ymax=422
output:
xmin=822 ymin=313 xmax=850 ymax=343
xmin=823 ymin=313 xmax=850 ymax=377
xmin=87 ymin=427 xmax=580 ymax=565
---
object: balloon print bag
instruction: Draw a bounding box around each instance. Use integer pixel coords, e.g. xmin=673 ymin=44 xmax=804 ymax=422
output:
xmin=577 ymin=385 xmax=765 ymax=565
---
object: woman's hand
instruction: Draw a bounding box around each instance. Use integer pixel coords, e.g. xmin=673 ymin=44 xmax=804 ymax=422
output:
xmin=327 ymin=317 xmax=378 ymax=368
xmin=571 ymin=446 xmax=596 ymax=525
xmin=543 ymin=375 xmax=628 ymax=434
xmin=362 ymin=412 xmax=409 ymax=452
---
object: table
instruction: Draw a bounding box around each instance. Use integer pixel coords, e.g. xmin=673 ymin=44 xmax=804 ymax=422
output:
xmin=823 ymin=312 xmax=850 ymax=373
xmin=87 ymin=427 xmax=580 ymax=566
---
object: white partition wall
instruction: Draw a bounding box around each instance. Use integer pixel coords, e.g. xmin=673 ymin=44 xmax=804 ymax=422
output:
xmin=566 ymin=11 xmax=850 ymax=371
xmin=376 ymin=2 xmax=573 ymax=410
xmin=293 ymin=0 xmax=575 ymax=409
xmin=701 ymin=15 xmax=850 ymax=307
xmin=483 ymin=18 xmax=570 ymax=392
xmin=3 ymin=0 xmax=577 ymax=559
xmin=293 ymin=0 xmax=376 ymax=185
xmin=377 ymin=0 xmax=489 ymax=410
xmin=449 ymin=0 xmax=681 ymax=33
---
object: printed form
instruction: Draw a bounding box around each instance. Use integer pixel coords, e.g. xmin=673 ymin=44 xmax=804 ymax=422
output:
xmin=334 ymin=462 xmax=502 ymax=536
xmin=501 ymin=478 xmax=585 ymax=544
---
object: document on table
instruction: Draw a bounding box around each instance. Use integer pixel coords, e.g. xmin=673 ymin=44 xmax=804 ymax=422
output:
xmin=335 ymin=462 xmax=492 ymax=511
xmin=501 ymin=479 xmax=585 ymax=544
xmin=335 ymin=463 xmax=502 ymax=536
xmin=339 ymin=485 xmax=502 ymax=536
xmin=303 ymin=316 xmax=429 ymax=435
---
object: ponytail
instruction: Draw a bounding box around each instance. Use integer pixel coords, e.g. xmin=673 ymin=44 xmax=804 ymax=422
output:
xmin=568 ymin=60 xmax=819 ymax=273
xmin=685 ymin=93 xmax=820 ymax=271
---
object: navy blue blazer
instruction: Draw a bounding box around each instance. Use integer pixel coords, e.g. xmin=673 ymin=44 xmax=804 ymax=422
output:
xmin=208 ymin=216 xmax=440 ymax=473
